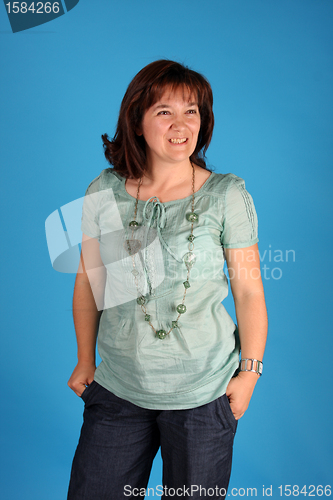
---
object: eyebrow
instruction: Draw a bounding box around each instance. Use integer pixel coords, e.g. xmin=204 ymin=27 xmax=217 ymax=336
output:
xmin=153 ymin=102 xmax=198 ymax=110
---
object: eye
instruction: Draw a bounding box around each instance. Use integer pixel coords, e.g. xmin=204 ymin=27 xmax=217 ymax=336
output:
xmin=186 ymin=109 xmax=197 ymax=114
xmin=157 ymin=110 xmax=170 ymax=115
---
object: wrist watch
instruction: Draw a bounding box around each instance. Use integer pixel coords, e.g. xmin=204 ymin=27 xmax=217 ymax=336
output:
xmin=239 ymin=358 xmax=263 ymax=376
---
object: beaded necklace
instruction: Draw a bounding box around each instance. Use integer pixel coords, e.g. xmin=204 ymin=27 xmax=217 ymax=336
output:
xmin=125 ymin=162 xmax=198 ymax=340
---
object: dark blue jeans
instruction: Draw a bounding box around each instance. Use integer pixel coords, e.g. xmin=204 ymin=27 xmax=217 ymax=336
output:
xmin=67 ymin=381 xmax=237 ymax=499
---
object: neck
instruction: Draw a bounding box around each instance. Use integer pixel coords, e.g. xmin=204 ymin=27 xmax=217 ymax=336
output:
xmin=142 ymin=159 xmax=193 ymax=190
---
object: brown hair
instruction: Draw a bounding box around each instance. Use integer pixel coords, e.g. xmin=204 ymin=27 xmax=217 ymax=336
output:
xmin=102 ymin=59 xmax=214 ymax=179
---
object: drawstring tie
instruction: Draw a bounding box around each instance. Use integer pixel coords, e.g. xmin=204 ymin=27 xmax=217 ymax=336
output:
xmin=142 ymin=196 xmax=182 ymax=263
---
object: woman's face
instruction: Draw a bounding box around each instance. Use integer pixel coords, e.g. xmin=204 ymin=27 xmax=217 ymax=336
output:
xmin=139 ymin=86 xmax=201 ymax=169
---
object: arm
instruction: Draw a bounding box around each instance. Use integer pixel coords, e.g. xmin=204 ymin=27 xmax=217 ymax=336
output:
xmin=67 ymin=234 xmax=106 ymax=397
xmin=224 ymin=243 xmax=268 ymax=419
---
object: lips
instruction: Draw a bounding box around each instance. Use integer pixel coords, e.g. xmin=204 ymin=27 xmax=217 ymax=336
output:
xmin=169 ymin=138 xmax=188 ymax=144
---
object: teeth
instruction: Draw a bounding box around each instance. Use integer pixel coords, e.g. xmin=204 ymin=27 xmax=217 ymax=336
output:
xmin=170 ymin=138 xmax=187 ymax=144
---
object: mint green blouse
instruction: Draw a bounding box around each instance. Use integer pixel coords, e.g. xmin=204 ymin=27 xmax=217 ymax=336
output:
xmin=81 ymin=168 xmax=258 ymax=409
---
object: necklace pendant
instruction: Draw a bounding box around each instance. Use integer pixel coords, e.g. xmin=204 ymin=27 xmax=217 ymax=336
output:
xmin=186 ymin=212 xmax=199 ymax=222
xmin=183 ymin=252 xmax=196 ymax=270
xmin=176 ymin=304 xmax=186 ymax=314
xmin=156 ymin=329 xmax=167 ymax=340
xmin=133 ymin=161 xmax=196 ymax=338
xmin=137 ymin=295 xmax=146 ymax=305
xmin=124 ymin=239 xmax=141 ymax=255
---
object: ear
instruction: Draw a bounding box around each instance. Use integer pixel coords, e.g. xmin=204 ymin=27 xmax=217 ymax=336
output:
xmin=136 ymin=124 xmax=143 ymax=136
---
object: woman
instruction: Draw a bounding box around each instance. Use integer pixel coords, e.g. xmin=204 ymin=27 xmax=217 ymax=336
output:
xmin=67 ymin=60 xmax=267 ymax=499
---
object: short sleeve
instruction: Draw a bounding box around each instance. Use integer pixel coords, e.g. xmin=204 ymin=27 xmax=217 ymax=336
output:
xmin=81 ymin=176 xmax=101 ymax=239
xmin=221 ymin=176 xmax=259 ymax=248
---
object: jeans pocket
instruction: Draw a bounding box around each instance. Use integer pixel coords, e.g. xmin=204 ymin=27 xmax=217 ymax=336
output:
xmin=218 ymin=394 xmax=238 ymax=434
xmin=80 ymin=380 xmax=97 ymax=403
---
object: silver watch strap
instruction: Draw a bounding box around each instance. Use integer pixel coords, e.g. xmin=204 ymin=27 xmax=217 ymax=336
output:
xmin=239 ymin=358 xmax=263 ymax=376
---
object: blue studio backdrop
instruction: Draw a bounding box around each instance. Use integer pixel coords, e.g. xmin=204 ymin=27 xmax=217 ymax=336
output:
xmin=1 ymin=1 xmax=332 ymax=499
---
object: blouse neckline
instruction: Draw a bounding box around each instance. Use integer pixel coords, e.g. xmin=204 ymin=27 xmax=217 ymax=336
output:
xmin=119 ymin=171 xmax=215 ymax=206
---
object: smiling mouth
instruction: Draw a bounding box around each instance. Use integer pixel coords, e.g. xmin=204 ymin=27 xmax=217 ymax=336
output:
xmin=169 ymin=138 xmax=188 ymax=144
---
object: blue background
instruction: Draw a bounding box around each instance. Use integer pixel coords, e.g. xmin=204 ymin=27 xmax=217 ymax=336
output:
xmin=1 ymin=0 xmax=332 ymax=498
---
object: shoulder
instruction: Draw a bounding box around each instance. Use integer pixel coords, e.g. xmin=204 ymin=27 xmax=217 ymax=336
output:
xmin=85 ymin=168 xmax=125 ymax=195
xmin=201 ymin=171 xmax=246 ymax=198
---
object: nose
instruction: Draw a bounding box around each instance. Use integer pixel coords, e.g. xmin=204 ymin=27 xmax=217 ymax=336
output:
xmin=170 ymin=114 xmax=186 ymax=131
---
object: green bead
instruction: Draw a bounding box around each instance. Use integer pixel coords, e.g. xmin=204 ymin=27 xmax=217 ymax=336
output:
xmin=129 ymin=220 xmax=139 ymax=227
xmin=172 ymin=321 xmax=179 ymax=329
xmin=156 ymin=329 xmax=167 ymax=340
xmin=188 ymin=234 xmax=195 ymax=242
xmin=183 ymin=281 xmax=191 ymax=289
xmin=176 ymin=304 xmax=187 ymax=314
xmin=186 ymin=212 xmax=199 ymax=223
xmin=137 ymin=295 xmax=146 ymax=305
xmin=144 ymin=314 xmax=151 ymax=322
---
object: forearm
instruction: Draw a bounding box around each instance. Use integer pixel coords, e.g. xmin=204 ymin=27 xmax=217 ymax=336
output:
xmin=68 ymin=236 xmax=105 ymax=396
xmin=234 ymin=290 xmax=268 ymax=362
xmin=72 ymin=275 xmax=102 ymax=364
xmin=224 ymin=245 xmax=267 ymax=417
xmin=225 ymin=291 xmax=267 ymax=418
